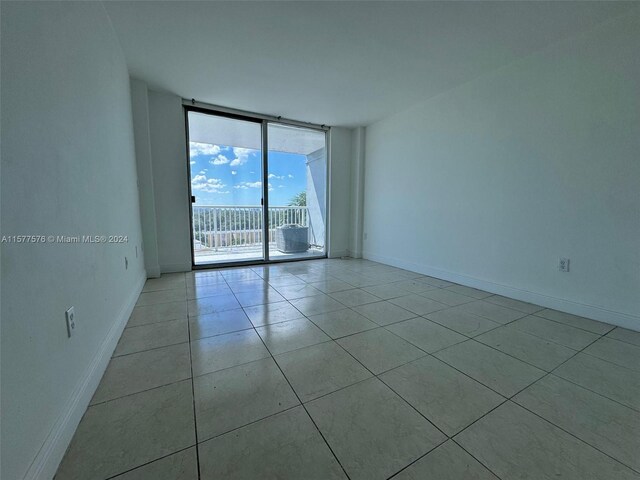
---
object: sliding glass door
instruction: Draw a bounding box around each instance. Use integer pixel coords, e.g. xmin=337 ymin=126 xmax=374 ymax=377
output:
xmin=266 ymin=123 xmax=326 ymax=261
xmin=186 ymin=108 xmax=327 ymax=266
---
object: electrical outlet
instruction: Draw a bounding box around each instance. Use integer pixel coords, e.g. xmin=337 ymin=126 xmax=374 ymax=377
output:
xmin=125 ymin=256 xmax=128 ymax=270
xmin=559 ymin=257 xmax=570 ymax=273
xmin=65 ymin=307 xmax=76 ymax=337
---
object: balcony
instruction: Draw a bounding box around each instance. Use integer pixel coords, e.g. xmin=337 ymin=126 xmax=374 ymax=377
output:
xmin=192 ymin=205 xmax=324 ymax=264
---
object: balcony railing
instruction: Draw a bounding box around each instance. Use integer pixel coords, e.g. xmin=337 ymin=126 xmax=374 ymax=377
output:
xmin=192 ymin=205 xmax=309 ymax=251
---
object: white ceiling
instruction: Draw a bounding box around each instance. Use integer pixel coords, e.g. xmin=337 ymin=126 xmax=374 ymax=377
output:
xmin=104 ymin=1 xmax=632 ymax=127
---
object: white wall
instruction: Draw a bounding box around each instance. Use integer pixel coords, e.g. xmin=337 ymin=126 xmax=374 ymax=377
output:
xmin=147 ymin=91 xmax=192 ymax=273
xmin=363 ymin=12 xmax=640 ymax=329
xmin=0 ymin=3 xmax=146 ymax=479
xmin=306 ymin=148 xmax=327 ymax=248
xmin=130 ymin=79 xmax=161 ymax=277
xmin=139 ymin=97 xmax=355 ymax=266
xmin=327 ymin=127 xmax=353 ymax=257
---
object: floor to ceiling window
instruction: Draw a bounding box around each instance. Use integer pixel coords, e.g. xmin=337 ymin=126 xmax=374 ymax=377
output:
xmin=186 ymin=108 xmax=328 ymax=266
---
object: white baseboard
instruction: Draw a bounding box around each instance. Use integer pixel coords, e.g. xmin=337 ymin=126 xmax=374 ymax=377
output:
xmin=160 ymin=262 xmax=192 ymax=273
xmin=364 ymin=251 xmax=639 ymax=332
xmin=23 ymin=273 xmax=146 ymax=480
xmin=328 ymin=250 xmax=349 ymax=259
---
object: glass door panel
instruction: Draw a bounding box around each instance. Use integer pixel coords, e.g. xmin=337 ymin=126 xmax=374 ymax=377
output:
xmin=187 ymin=111 xmax=264 ymax=265
xmin=266 ymin=123 xmax=327 ymax=261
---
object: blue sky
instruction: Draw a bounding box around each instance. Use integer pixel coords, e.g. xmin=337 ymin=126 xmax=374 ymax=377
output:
xmin=189 ymin=142 xmax=307 ymax=206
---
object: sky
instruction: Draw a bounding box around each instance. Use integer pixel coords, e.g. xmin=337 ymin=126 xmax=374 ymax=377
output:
xmin=189 ymin=142 xmax=307 ymax=206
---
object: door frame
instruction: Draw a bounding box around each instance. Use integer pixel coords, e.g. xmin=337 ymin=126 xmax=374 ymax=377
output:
xmin=184 ymin=102 xmax=330 ymax=270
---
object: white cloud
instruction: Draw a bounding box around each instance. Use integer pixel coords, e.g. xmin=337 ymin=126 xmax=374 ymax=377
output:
xmin=288 ymin=174 xmax=294 ymax=178
xmin=190 ymin=160 xmax=196 ymax=165
xmin=191 ymin=174 xmax=227 ymax=193
xmin=211 ymin=154 xmax=230 ymax=165
xmin=229 ymin=147 xmax=255 ymax=167
xmin=233 ymin=181 xmax=262 ymax=189
xmin=190 ymin=142 xmax=221 ymax=158
xmin=268 ymin=173 xmax=285 ymax=180
xmin=231 ymin=170 xmax=237 ymax=175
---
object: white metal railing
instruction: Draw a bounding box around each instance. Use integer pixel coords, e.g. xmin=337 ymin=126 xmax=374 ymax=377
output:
xmin=192 ymin=205 xmax=309 ymax=250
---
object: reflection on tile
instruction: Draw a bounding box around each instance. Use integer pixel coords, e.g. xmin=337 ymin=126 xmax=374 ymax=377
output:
xmin=389 ymin=294 xmax=447 ymax=316
xmin=290 ymin=295 xmax=345 ymax=317
xmin=308 ymin=309 xmax=378 ymax=339
xmin=234 ymin=288 xmax=285 ymax=307
xmin=535 ymin=308 xmax=614 ymax=334
xmin=337 ymin=328 xmax=425 ymax=374
xmin=187 ymin=295 xmax=241 ymax=317
xmin=475 ymin=325 xmax=576 ymax=371
xmin=112 ymin=448 xmax=198 ymax=480
xmin=276 ymin=342 xmax=372 ymax=402
xmin=386 ymin=317 xmax=466 ymax=353
xmin=194 ymin=358 xmax=299 ymax=440
xmin=256 ymin=318 xmax=330 ymax=355
xmin=352 ymin=301 xmax=416 ymax=326
xmin=306 ymin=378 xmax=446 ymax=480
xmin=456 ymin=402 xmax=637 ymax=480
xmin=189 ymin=309 xmax=253 ymax=340
xmin=199 ymin=406 xmax=345 ymax=479
xmin=514 ymin=375 xmax=640 ymax=471
xmin=56 ymin=381 xmax=195 ymax=480
xmin=275 ymin=283 xmax=322 ymax=300
xmin=510 ymin=315 xmax=599 ymax=350
xmin=264 ymin=274 xmax=306 ymax=288
xmin=426 ymin=309 xmax=500 ymax=337
xmin=380 ymin=356 xmax=504 ymax=436
xmin=92 ymin=343 xmax=191 ymax=404
xmin=583 ymin=337 xmax=640 ymax=372
xmin=394 ymin=441 xmax=499 ymax=480
xmin=309 ymin=279 xmax=354 ymax=294
xmin=553 ymin=353 xmax=640 ymax=410
xmin=226 ymin=279 xmax=268 ymax=294
xmin=434 ymin=341 xmax=544 ymax=397
xmin=114 ymin=319 xmax=188 ymax=356
xmin=186 ymin=283 xmax=232 ymax=300
xmin=128 ymin=302 xmax=187 ymax=327
xmin=243 ymin=301 xmax=304 ymax=327
xmin=191 ymin=329 xmax=270 ymax=376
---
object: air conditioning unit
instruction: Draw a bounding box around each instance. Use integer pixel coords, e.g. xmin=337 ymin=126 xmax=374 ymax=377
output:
xmin=275 ymin=224 xmax=309 ymax=253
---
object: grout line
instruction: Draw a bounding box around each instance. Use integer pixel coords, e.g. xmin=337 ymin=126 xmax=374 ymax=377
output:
xmin=103 ymin=445 xmax=197 ymax=480
xmin=184 ymin=277 xmax=202 ymax=480
xmin=99 ymin=262 xmax=634 ymax=480
xmin=112 ymin=339 xmax=190 ymax=359
xmin=223 ymin=273 xmax=353 ymax=480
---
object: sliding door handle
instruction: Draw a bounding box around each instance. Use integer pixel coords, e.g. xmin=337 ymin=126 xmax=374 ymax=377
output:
xmin=191 ymin=196 xmax=196 ymax=203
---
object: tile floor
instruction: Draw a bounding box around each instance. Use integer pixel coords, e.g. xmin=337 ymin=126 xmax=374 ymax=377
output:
xmin=55 ymin=258 xmax=640 ymax=480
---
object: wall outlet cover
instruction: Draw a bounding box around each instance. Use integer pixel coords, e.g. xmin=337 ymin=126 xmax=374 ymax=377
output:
xmin=65 ymin=307 xmax=76 ymax=337
xmin=559 ymin=257 xmax=570 ymax=272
